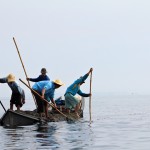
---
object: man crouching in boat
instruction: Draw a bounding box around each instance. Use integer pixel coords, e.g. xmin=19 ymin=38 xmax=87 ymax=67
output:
xmin=64 ymin=68 xmax=93 ymax=118
xmin=0 ymin=74 xmax=25 ymax=111
xmin=32 ymin=79 xmax=64 ymax=118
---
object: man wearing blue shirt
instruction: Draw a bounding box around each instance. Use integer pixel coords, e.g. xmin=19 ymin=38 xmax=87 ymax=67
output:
xmin=0 ymin=74 xmax=25 ymax=111
xmin=32 ymin=79 xmax=64 ymax=118
xmin=27 ymin=68 xmax=50 ymax=82
xmin=64 ymin=68 xmax=93 ymax=117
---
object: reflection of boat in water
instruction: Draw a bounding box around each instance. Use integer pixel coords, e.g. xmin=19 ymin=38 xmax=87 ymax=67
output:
xmin=0 ymin=96 xmax=85 ymax=127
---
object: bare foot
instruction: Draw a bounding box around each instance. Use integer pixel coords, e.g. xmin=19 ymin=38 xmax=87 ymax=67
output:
xmin=66 ymin=109 xmax=70 ymax=114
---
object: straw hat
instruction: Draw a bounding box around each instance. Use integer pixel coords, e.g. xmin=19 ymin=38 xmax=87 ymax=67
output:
xmin=7 ymin=74 xmax=15 ymax=82
xmin=53 ymin=79 xmax=64 ymax=86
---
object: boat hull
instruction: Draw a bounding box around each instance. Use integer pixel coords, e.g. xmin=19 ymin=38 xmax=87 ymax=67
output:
xmin=0 ymin=96 xmax=85 ymax=127
xmin=0 ymin=110 xmax=39 ymax=127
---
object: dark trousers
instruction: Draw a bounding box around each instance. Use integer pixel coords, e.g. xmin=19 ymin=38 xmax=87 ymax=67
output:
xmin=33 ymin=91 xmax=44 ymax=113
xmin=10 ymin=92 xmax=23 ymax=107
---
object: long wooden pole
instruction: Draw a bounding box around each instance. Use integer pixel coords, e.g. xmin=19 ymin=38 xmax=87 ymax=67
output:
xmin=89 ymin=71 xmax=92 ymax=123
xmin=0 ymin=101 xmax=6 ymax=112
xmin=13 ymin=37 xmax=37 ymax=108
xmin=19 ymin=79 xmax=70 ymax=119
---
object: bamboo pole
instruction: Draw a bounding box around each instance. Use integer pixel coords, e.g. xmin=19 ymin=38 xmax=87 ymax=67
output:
xmin=0 ymin=101 xmax=6 ymax=112
xmin=13 ymin=37 xmax=37 ymax=108
xmin=19 ymin=79 xmax=71 ymax=120
xmin=89 ymin=71 xmax=92 ymax=123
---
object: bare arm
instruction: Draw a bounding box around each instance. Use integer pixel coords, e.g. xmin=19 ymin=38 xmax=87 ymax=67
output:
xmin=87 ymin=68 xmax=93 ymax=75
xmin=51 ymin=98 xmax=57 ymax=107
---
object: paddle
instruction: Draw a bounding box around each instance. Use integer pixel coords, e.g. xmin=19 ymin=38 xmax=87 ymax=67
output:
xmin=89 ymin=71 xmax=93 ymax=123
xmin=19 ymin=79 xmax=73 ymax=121
xmin=13 ymin=37 xmax=37 ymax=108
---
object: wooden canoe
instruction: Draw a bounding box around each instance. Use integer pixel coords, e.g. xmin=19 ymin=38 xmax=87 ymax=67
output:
xmin=0 ymin=109 xmax=40 ymax=127
xmin=0 ymin=96 xmax=85 ymax=127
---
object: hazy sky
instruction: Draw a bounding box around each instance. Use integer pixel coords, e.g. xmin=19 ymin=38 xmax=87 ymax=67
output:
xmin=0 ymin=0 xmax=150 ymax=98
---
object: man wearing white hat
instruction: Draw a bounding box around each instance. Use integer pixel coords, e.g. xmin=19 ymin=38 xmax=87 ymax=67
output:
xmin=32 ymin=79 xmax=64 ymax=118
xmin=0 ymin=74 xmax=25 ymax=111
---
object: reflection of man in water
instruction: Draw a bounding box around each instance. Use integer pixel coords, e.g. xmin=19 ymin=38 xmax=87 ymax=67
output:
xmin=36 ymin=124 xmax=57 ymax=141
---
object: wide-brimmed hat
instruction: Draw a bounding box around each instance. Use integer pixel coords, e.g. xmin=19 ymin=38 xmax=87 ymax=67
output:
xmin=53 ymin=79 xmax=64 ymax=86
xmin=41 ymin=68 xmax=47 ymax=73
xmin=7 ymin=74 xmax=15 ymax=82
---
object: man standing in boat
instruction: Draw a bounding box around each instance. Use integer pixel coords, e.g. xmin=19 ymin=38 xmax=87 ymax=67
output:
xmin=0 ymin=74 xmax=25 ymax=111
xmin=26 ymin=68 xmax=50 ymax=82
xmin=64 ymin=68 xmax=93 ymax=117
xmin=32 ymin=79 xmax=64 ymax=118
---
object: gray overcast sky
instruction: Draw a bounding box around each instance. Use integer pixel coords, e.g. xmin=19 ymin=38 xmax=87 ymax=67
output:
xmin=0 ymin=0 xmax=150 ymax=98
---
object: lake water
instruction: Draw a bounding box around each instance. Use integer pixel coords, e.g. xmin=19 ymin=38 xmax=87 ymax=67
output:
xmin=0 ymin=95 xmax=150 ymax=150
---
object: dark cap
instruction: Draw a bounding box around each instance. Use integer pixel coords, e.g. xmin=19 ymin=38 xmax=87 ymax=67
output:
xmin=41 ymin=68 xmax=47 ymax=73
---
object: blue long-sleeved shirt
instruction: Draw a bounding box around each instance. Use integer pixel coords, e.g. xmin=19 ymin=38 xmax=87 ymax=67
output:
xmin=29 ymin=75 xmax=50 ymax=82
xmin=0 ymin=77 xmax=25 ymax=100
xmin=65 ymin=73 xmax=90 ymax=97
xmin=32 ymin=80 xmax=55 ymax=100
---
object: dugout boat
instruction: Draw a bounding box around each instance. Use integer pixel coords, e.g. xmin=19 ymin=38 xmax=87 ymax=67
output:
xmin=0 ymin=109 xmax=40 ymax=127
xmin=0 ymin=96 xmax=85 ymax=127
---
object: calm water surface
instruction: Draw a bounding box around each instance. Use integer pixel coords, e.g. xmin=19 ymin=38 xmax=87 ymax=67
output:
xmin=1 ymin=95 xmax=150 ymax=150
